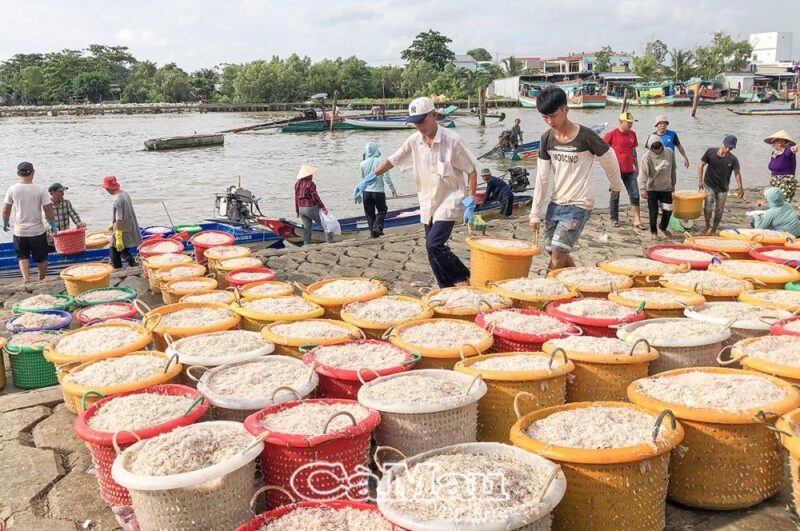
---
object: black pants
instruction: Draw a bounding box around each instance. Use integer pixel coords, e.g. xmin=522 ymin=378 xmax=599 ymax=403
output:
xmin=500 ymin=196 xmax=513 ymax=217
xmin=647 ymin=191 xmax=673 ymax=234
xmin=424 ymin=221 xmax=470 ymax=288
xmin=363 ymin=191 xmax=388 ymax=237
xmin=110 ymin=247 xmax=137 ymax=269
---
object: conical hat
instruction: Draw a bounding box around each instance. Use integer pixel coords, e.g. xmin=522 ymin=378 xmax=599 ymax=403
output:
xmin=764 ymin=130 xmax=795 ymax=146
xmin=296 ymin=164 xmax=318 ymax=180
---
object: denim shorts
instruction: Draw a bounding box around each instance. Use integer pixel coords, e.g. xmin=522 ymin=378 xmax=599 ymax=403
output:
xmin=543 ymin=203 xmax=591 ymax=253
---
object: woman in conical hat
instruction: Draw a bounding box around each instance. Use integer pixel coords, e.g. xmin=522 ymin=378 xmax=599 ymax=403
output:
xmin=765 ymin=130 xmax=798 ymax=202
xmin=294 ymin=164 xmax=333 ymax=244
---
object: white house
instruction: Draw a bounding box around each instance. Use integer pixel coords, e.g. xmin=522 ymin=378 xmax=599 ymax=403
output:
xmin=750 ymin=32 xmax=793 ymax=65
xmin=453 ymin=55 xmax=478 ymax=72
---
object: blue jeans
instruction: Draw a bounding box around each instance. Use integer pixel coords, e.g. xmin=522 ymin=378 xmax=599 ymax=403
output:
xmin=544 ymin=203 xmax=591 ymax=253
xmin=609 ymin=171 xmax=640 ymax=222
xmin=424 ymin=221 xmax=470 ymax=288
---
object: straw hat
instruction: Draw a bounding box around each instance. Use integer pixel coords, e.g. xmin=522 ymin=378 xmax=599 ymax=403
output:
xmin=764 ymin=130 xmax=795 ymax=146
xmin=296 ymin=164 xmax=318 ymax=180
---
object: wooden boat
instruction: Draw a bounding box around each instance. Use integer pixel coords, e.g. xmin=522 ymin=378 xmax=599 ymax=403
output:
xmin=607 ymin=82 xmax=692 ymax=106
xmin=518 ymin=82 xmax=553 ymax=108
xmin=144 ymin=134 xmax=224 ymax=151
xmin=281 ymin=117 xmax=455 ymax=132
xmin=260 ymin=195 xmax=533 ymax=244
xmin=727 ymin=107 xmax=800 ymax=116
xmin=493 ymin=141 xmax=541 ymax=161
xmin=558 ymin=81 xmax=607 ymax=109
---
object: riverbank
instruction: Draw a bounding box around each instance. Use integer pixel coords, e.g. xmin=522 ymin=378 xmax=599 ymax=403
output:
xmin=0 ymin=188 xmax=794 ymax=530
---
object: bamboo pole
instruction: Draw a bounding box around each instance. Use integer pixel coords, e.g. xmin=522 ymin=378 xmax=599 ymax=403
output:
xmin=691 ymin=84 xmax=701 ymax=117
xmin=479 ymin=85 xmax=486 ymax=126
xmin=329 ymin=91 xmax=338 ymax=132
xmin=621 ymin=88 xmax=629 ymax=113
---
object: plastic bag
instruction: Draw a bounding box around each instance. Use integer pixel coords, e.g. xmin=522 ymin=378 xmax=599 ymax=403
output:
xmin=320 ymin=211 xmax=342 ymax=235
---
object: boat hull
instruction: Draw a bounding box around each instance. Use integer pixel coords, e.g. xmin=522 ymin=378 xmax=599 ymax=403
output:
xmin=607 ymin=95 xmax=693 ymax=106
xmin=282 ymin=118 xmax=455 ymax=132
xmin=518 ymin=96 xmax=538 ymax=108
xmin=727 ymin=107 xmax=800 ymax=116
xmin=567 ymin=95 xmax=607 ymax=109
xmin=494 ymin=141 xmax=540 ymax=161
xmin=144 ymin=134 xmax=224 ymax=151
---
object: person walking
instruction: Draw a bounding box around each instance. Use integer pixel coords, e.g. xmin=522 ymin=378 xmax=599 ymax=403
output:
xmin=102 ymin=175 xmax=141 ymax=268
xmin=480 ymin=168 xmax=513 ymax=217
xmin=764 ymin=130 xmax=798 ymax=202
xmin=638 ymin=134 xmax=677 ymax=240
xmin=358 ymin=142 xmax=397 ymax=238
xmin=653 ymin=115 xmax=690 ymax=169
xmin=604 ymin=111 xmax=644 ymax=229
xmin=2 ymin=162 xmax=57 ymax=281
xmin=295 ymin=164 xmax=333 ymax=245
xmin=528 ymin=86 xmax=622 ymax=271
xmin=358 ymin=96 xmax=478 ymax=288
xmin=698 ymin=135 xmax=744 ymax=236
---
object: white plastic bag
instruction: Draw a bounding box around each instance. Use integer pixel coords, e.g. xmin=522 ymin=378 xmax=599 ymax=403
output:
xmin=320 ymin=211 xmax=342 ymax=235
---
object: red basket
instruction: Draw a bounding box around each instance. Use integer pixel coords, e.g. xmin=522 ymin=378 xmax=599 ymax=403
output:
xmin=545 ymin=299 xmax=646 ymax=337
xmin=475 ymin=308 xmax=579 ymax=352
xmin=138 ymin=236 xmax=184 ymax=258
xmin=302 ymin=340 xmax=418 ymax=399
xmin=73 ymin=384 xmax=209 ymax=506
xmin=749 ymin=246 xmax=800 ymax=267
xmin=53 ymin=226 xmax=87 ymax=255
xmin=771 ymin=316 xmax=800 ymax=337
xmin=226 ymin=267 xmax=277 ymax=288
xmin=190 ymin=230 xmax=235 ymax=264
xmin=645 ymin=244 xmax=723 ymax=270
xmin=244 ymin=399 xmax=380 ymax=510
xmin=74 ymin=302 xmax=137 ymax=325
xmin=236 ymin=500 xmax=398 ymax=531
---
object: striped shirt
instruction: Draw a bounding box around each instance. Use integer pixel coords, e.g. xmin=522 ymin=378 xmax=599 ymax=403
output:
xmin=53 ymin=199 xmax=81 ymax=231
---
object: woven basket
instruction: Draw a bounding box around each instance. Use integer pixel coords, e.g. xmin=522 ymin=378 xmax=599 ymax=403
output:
xmin=465 ymin=236 xmax=539 ymax=287
xmin=775 ymin=409 xmax=800 ymax=522
xmin=749 ymin=245 xmax=800 ymax=266
xmin=720 ymin=228 xmax=792 ymax=246
xmin=60 ymin=262 xmax=114 ymax=296
xmin=137 ymin=237 xmax=184 ymax=260
xmin=476 ymin=308 xmax=579 ymax=353
xmin=709 ymin=259 xmax=800 ymax=289
xmin=74 ymin=286 xmax=137 ymax=307
xmin=44 ymin=320 xmax=155 ymax=368
xmin=545 ymin=299 xmax=646 ymax=337
xmin=5 ymin=310 xmax=72 ymax=334
xmin=357 ymin=369 xmax=487 ymax=456
xmin=628 ymin=367 xmax=800 ymax=509
xmin=739 ymin=289 xmax=800 ymax=313
xmin=771 ymin=316 xmax=800 ymax=337
xmin=225 ymin=267 xmax=277 ymax=289
xmin=179 ymin=289 xmax=237 ymax=305
xmin=190 ymin=230 xmax=236 ymax=264
xmin=5 ymin=331 xmax=62 ymax=389
xmin=608 ymin=287 xmax=706 ymax=319
xmin=421 ymin=286 xmax=513 ymax=322
xmin=214 ymin=257 xmax=264 ymax=288
xmin=454 ymin=351 xmax=575 ymax=443
xmin=74 ymin=302 xmax=137 ymax=325
xmin=234 ymin=296 xmax=324 ymax=332
xmin=237 ymin=500 xmax=399 ymax=531
xmin=683 ymin=234 xmax=758 ymax=260
xmin=238 ymin=280 xmax=294 ymax=299
xmin=244 ymin=399 xmax=381 ymax=509
xmin=111 ymin=421 xmax=264 ymax=530
xmin=260 ymin=319 xmax=363 ymax=359
xmin=299 ymin=277 xmax=388 ymax=320
xmin=53 ymin=226 xmax=87 ymax=255
xmin=386 ymin=318 xmax=493 ymax=370
xmin=142 ymin=301 xmax=241 ymax=351
xmin=153 ymin=262 xmax=208 ymax=294
xmin=725 ymin=337 xmax=800 ymax=385
xmin=166 ymin=331 xmax=274 ymax=385
xmin=672 ymin=190 xmax=707 ymax=219
xmin=204 ymin=245 xmax=251 ymax=274
xmin=85 ymin=231 xmax=112 ymax=250
xmin=511 ymin=401 xmax=684 ymax=530
xmin=161 ymin=277 xmax=219 ymax=305
xmin=12 ymin=294 xmax=74 ymax=314
xmin=684 ymin=303 xmax=790 ymax=348
xmin=598 ymin=258 xmax=689 ymax=287
xmin=548 ymin=267 xmax=635 ymax=298
xmin=489 ymin=278 xmax=578 ymax=310
xmin=645 ymin=244 xmax=722 ymax=270
xmin=658 ymin=274 xmax=753 ymax=302
xmin=73 ymin=384 xmax=209 ymax=506
xmin=142 ymin=254 xmax=192 ymax=290
xmin=339 ymin=296 xmax=434 ymax=339
xmin=542 ymin=338 xmax=659 ymax=402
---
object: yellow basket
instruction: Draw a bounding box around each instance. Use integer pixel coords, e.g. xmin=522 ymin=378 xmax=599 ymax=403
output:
xmin=598 ymin=259 xmax=689 ymax=287
xmin=160 ymin=276 xmax=218 ymax=305
xmin=489 ymin=277 xmax=578 ymax=310
xmin=454 ymin=351 xmax=574 ymax=443
xmin=260 ymin=319 xmax=364 ymax=359
xmin=709 ymin=259 xmax=800 ymax=289
xmin=142 ymin=301 xmax=240 ymax=351
xmin=421 ymin=286 xmax=512 ymax=322
xmin=775 ymin=409 xmax=800 ymax=521
xmin=672 ymin=190 xmax=707 ymax=219
xmin=233 ymin=296 xmax=324 ymax=331
xmin=179 ymin=289 xmax=237 ymax=305
xmin=739 ymin=289 xmax=800 ymax=312
xmin=339 ymin=296 xmax=435 ymax=339
xmin=683 ymin=234 xmax=758 ymax=260
xmin=214 ymin=256 xmax=264 ymax=288
xmin=299 ymin=277 xmax=388 ymax=320
xmin=44 ymin=320 xmax=156 ymax=367
xmin=85 ymin=231 xmax=112 ymax=250
xmin=658 ymin=275 xmax=753 ymax=302
xmin=628 ymin=367 xmax=800 ymax=510
xmin=511 ymin=401 xmax=684 ymax=530
xmin=719 ymin=228 xmax=793 ymax=246
xmin=142 ymin=254 xmax=193 ymax=291
xmin=608 ymin=287 xmax=706 ymax=318
xmin=57 ymin=351 xmax=182 ymax=414
xmin=238 ymin=280 xmax=295 ymax=299
xmin=386 ymin=318 xmax=493 ymax=370
xmin=204 ymin=245 xmax=252 ymax=274
xmin=727 ymin=337 xmax=800 ymax=385
xmin=542 ymin=339 xmax=659 ymax=402
xmin=60 ymin=262 xmax=114 ymax=296
xmin=465 ymin=236 xmax=539 ymax=287
xmin=548 ymin=267 xmax=634 ymax=298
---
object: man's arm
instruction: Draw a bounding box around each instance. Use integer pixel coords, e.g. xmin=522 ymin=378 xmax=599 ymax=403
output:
xmin=632 ymin=148 xmax=639 ymax=175
xmin=697 ymin=161 xmax=707 ymax=189
xmin=373 ymin=160 xmax=394 ymax=177
xmin=677 ymin=143 xmax=690 ymax=169
xmin=597 ymin=149 xmax=622 ymax=192
xmin=2 ymin=203 xmax=11 ymax=223
xmin=734 ymin=170 xmax=744 ymax=199
xmin=68 ymin=201 xmax=83 ymax=226
xmin=529 ymin=158 xmax=551 ymax=228
xmin=467 ymin=170 xmax=477 ymax=198
xmin=670 ymin=152 xmax=677 ymax=190
xmin=43 ymin=204 xmax=55 ymax=222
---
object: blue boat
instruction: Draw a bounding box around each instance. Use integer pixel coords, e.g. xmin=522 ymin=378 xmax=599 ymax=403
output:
xmin=0 ymin=222 xmax=284 ymax=279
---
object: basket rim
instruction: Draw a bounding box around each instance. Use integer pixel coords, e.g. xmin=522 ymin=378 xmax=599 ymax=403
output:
xmin=167 ymin=330 xmax=274 ymax=366
xmin=302 ymin=277 xmax=388 ymax=305
xmin=770 ymin=315 xmax=800 ymax=336
xmin=236 ymin=500 xmax=392 ymax=531
xmin=454 ymin=351 xmax=575 ymax=380
xmin=153 ymin=262 xmax=207 ymax=282
xmin=544 ymin=299 xmax=646 ymax=327
xmin=149 ymin=302 xmax=241 ymax=334
xmin=60 ymin=351 xmax=183 ymax=397
xmin=189 ymin=229 xmax=236 ymax=248
xmin=303 ymin=340 xmax=416 ymax=381
xmin=475 ymin=308 xmax=579 ymax=343
xmin=748 ymin=245 xmax=800 ymax=264
xmin=616 ymin=317 xmax=731 ymax=347
xmin=141 ymin=254 xmax=192 ymax=269
xmin=709 ymin=260 xmax=800 ymax=283
xmin=658 ymin=275 xmax=751 ymax=296
xmin=627 ymin=366 xmax=800 ymax=423
xmin=465 ymin=236 xmax=540 ymax=256
xmin=59 ymin=262 xmax=114 ymax=281
xmin=12 ymin=293 xmax=74 ymax=314
xmin=386 ymin=318 xmax=493 ymax=358
xmin=74 ymin=302 xmax=138 ymax=324
xmin=5 ymin=309 xmax=72 ymax=333
xmin=179 ymin=289 xmax=237 ymax=304
xmin=547 ymin=266 xmax=634 ymax=292
xmin=775 ymin=410 xmax=800 ymax=457
xmin=541 ymin=339 xmax=659 ymax=365
xmin=488 ymin=279 xmax=578 ymax=304
xmin=509 ymin=400 xmax=685 ymax=464
xmin=234 ymin=296 xmax=324 ymax=322
xmin=644 ymin=243 xmax=720 ymax=268
xmin=719 ymin=228 xmax=792 ymax=245
xmin=74 ymin=286 xmax=137 ymax=307
xmin=598 ymin=258 xmax=683 ymax=277
xmin=421 ymin=286 xmax=513 ymax=316
xmin=357 ymin=368 xmax=487 ymax=413
xmin=732 ymin=336 xmax=800 ymax=379
xmin=202 ymin=244 xmax=251 ymax=261
xmin=4 ymin=329 xmax=65 ymax=354
xmin=215 ymin=256 xmax=266 ymax=272
xmin=161 ymin=277 xmax=219 ymax=294
xmin=239 ymin=280 xmax=294 ymax=298
xmin=684 ymin=303 xmax=791 ymax=331
xmin=608 ymin=287 xmax=705 ymax=310
xmin=339 ymin=295 xmax=433 ymax=329
xmin=739 ymin=289 xmax=800 ymax=311
xmin=138 ymin=237 xmax=184 ymax=255
xmin=260 ymin=318 xmax=360 ymax=346
xmin=225 ymin=267 xmax=277 ymax=286
xmin=672 ymin=190 xmax=708 ymax=200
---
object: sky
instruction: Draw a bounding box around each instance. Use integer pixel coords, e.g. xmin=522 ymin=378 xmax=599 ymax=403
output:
xmin=0 ymin=0 xmax=798 ymax=71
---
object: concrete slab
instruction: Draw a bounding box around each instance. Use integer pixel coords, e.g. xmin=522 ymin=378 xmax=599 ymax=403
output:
xmin=0 ymin=406 xmax=50 ymax=441
xmin=0 ymin=441 xmax=62 ymax=517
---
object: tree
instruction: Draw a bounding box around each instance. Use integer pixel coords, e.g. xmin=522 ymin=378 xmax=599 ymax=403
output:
xmin=665 ymin=49 xmax=696 ymax=82
xmin=594 ymin=46 xmax=613 ymax=72
xmin=153 ymin=63 xmax=193 ymax=102
xmin=122 ymin=60 xmax=156 ymax=103
xmin=401 ymin=60 xmax=438 ymax=96
xmin=371 ymin=65 xmax=404 ymax=98
xmin=632 ymin=54 xmax=659 ymax=80
xmin=189 ymin=68 xmax=218 ymax=100
xmin=645 ymin=39 xmax=669 ymax=64
xmin=428 ymin=64 xmax=469 ymax=99
xmin=401 ymin=30 xmax=455 ymax=71
xmin=467 ymin=48 xmax=492 ymax=62
xmin=218 ymin=64 xmax=240 ymax=101
xmin=72 ymin=71 xmax=110 ymax=102
xmin=695 ymin=32 xmax=753 ymax=79
xmin=17 ymin=66 xmax=46 ymax=104
xmin=502 ymin=57 xmax=524 ymax=76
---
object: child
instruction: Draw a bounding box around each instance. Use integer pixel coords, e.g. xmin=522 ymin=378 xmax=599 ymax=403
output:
xmin=638 ymin=134 xmax=676 ymax=240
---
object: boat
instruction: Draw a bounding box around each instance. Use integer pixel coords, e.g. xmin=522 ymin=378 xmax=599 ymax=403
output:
xmin=558 ymin=81 xmax=607 ymax=109
xmin=495 ymin=141 xmax=541 ymax=161
xmin=144 ymin=133 xmax=224 ymax=151
xmin=518 ymin=82 xmax=554 ymax=108
xmin=281 ymin=117 xmax=456 ymax=132
xmin=726 ymin=107 xmax=800 ymax=116
xmin=260 ymin=195 xmax=533 ymax=244
xmin=0 ymin=222 xmax=284 ymax=279
xmin=606 ymin=82 xmax=693 ymax=106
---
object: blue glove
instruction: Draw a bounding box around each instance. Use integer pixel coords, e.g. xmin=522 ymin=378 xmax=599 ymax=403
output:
xmin=353 ymin=172 xmax=377 ymax=201
xmin=2 ymin=220 xmax=8 ymax=232
xmin=48 ymin=220 xmax=58 ymax=235
xmin=462 ymin=196 xmax=476 ymax=225
xmin=354 ymin=195 xmax=363 ymax=204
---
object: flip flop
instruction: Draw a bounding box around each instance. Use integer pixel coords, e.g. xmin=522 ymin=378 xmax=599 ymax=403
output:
xmin=635 ymin=224 xmax=646 ymax=230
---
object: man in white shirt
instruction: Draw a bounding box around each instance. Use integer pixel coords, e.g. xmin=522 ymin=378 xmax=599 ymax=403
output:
xmin=360 ymin=96 xmax=479 ymax=287
xmin=529 ymin=87 xmax=622 ymax=270
xmin=3 ymin=162 xmax=58 ymax=281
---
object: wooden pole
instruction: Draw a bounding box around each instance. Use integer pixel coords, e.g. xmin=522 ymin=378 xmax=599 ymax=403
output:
xmin=479 ymin=85 xmax=486 ymax=126
xmin=621 ymin=87 xmax=629 ymax=113
xmin=691 ymin=84 xmax=701 ymax=117
xmin=329 ymin=90 xmax=338 ymax=132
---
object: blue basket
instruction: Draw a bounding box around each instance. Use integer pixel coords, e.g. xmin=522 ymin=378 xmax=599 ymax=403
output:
xmin=5 ymin=310 xmax=72 ymax=334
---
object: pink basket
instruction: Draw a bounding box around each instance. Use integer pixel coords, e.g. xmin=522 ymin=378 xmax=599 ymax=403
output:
xmin=545 ymin=299 xmax=646 ymax=337
xmin=475 ymin=308 xmax=579 ymax=352
xmin=53 ymin=226 xmax=87 ymax=255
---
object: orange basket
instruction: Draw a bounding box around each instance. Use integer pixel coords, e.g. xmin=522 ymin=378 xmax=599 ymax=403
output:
xmin=598 ymin=258 xmax=689 ymax=287
xmin=234 ymin=296 xmax=324 ymax=331
xmin=683 ymin=234 xmax=758 ymax=260
xmin=260 ymin=319 xmax=364 ymax=359
xmin=489 ymin=277 xmax=578 ymax=310
xmin=60 ymin=262 xmax=114 ymax=296
xmin=421 ymin=286 xmax=512 ymax=322
xmin=386 ymin=318 xmax=493 ymax=370
xmin=608 ymin=287 xmax=705 ymax=318
xmin=339 ymin=296 xmax=434 ymax=339
xmin=725 ymin=336 xmax=800 ymax=385
xmin=465 ymin=236 xmax=539 ymax=287
xmin=299 ymin=277 xmax=388 ymax=320
xmin=140 ymin=301 xmax=240 ymax=351
xmin=53 ymin=226 xmax=87 ymax=255
xmin=44 ymin=320 xmax=156 ymax=368
xmin=775 ymin=409 xmax=800 ymax=522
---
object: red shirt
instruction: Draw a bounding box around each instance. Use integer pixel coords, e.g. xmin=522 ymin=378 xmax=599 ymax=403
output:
xmin=294 ymin=179 xmax=325 ymax=215
xmin=603 ymin=128 xmax=638 ymax=173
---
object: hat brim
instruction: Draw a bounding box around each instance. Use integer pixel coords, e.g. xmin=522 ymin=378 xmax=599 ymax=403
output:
xmin=102 ymin=183 xmax=120 ymax=190
xmin=765 ymin=136 xmax=796 ymax=146
xmin=406 ymin=113 xmax=429 ymax=124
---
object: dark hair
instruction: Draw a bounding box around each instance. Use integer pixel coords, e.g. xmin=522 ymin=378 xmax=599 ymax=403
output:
xmin=536 ymin=86 xmax=567 ymax=115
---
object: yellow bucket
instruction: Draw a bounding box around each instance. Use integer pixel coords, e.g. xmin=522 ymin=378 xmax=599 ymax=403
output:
xmin=60 ymin=263 xmax=114 ymax=297
xmin=672 ymin=190 xmax=707 ymax=219
xmin=466 ymin=236 xmax=539 ymax=287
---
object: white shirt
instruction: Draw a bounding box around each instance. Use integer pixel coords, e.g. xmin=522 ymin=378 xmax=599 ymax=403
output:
xmin=3 ymin=182 xmax=51 ymax=237
xmin=387 ymin=126 xmax=479 ymax=224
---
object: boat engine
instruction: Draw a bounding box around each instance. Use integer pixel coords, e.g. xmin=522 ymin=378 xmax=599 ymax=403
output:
xmin=213 ymin=186 xmax=264 ymax=226
xmin=507 ymin=167 xmax=530 ymax=192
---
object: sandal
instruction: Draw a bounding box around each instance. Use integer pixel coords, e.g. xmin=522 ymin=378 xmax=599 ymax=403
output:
xmin=613 ymin=221 xmax=621 ymax=228
xmin=635 ymin=224 xmax=646 ymax=230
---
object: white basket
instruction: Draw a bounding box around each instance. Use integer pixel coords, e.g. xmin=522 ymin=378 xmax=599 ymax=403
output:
xmin=377 ymin=442 xmax=566 ymax=531
xmin=684 ymin=304 xmax=792 ymax=347
xmin=358 ymin=369 xmax=487 ymax=414
xmin=167 ymin=330 xmax=275 ymax=367
xmin=616 ymin=318 xmax=731 ymax=348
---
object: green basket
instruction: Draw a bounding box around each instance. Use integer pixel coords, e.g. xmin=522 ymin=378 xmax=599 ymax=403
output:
xmin=12 ymin=294 xmax=74 ymax=314
xmin=174 ymin=224 xmax=203 ymax=236
xmin=4 ymin=331 xmax=63 ymax=389
xmin=786 ymin=281 xmax=800 ymax=291
xmin=73 ymin=286 xmax=137 ymax=307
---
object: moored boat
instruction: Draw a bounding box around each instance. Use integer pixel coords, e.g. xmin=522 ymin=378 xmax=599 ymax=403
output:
xmin=727 ymin=107 xmax=800 ymax=116
xmin=144 ymin=133 xmax=224 ymax=151
xmin=281 ymin=116 xmax=455 ymax=132
xmin=518 ymin=82 xmax=554 ymax=108
xmin=606 ymin=82 xmax=693 ymax=106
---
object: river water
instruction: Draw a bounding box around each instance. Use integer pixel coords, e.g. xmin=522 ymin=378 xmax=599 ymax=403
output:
xmin=0 ymin=105 xmax=797 ymax=243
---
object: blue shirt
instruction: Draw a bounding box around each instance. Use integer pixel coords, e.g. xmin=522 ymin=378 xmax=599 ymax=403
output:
xmin=484 ymin=176 xmax=512 ymax=203
xmin=654 ymin=130 xmax=680 ymax=151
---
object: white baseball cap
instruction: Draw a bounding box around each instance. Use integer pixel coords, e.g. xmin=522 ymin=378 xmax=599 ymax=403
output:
xmin=406 ymin=96 xmax=436 ymax=124
xmin=654 ymin=115 xmax=669 ymax=127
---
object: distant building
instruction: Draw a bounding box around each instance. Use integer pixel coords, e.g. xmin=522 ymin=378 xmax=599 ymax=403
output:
xmin=750 ymin=32 xmax=793 ymax=66
xmin=542 ymin=52 xmax=632 ymax=74
xmin=719 ymin=72 xmax=759 ymax=92
xmin=453 ymin=55 xmax=479 ymax=72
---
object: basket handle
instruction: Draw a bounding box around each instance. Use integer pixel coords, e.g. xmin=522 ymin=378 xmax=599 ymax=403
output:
xmin=567 ymin=324 xmax=584 ymax=337
xmin=537 ymin=464 xmax=562 ymax=503
xmin=514 ymin=391 xmax=541 ymax=420
xmin=350 ymin=328 xmax=367 ymax=340
xmin=609 ymin=280 xmax=619 ymax=295
xmin=298 ymin=343 xmax=317 ymax=354
xmin=692 ymin=282 xmax=704 ymax=295
xmin=163 ymin=353 xmax=179 ymax=374
xmin=477 ymin=299 xmax=494 ymax=314
xmin=56 ymin=360 xmax=82 ymax=376
xmin=717 ymin=250 xmax=731 ymax=260
xmin=323 ymin=411 xmax=358 ymax=434
xmin=645 ymin=274 xmax=660 ymax=285
xmin=81 ymin=390 xmax=105 ymax=412
xmin=381 ymin=326 xmax=396 ymax=340
xmin=754 ymin=410 xmax=794 ymax=445
xmin=242 ymin=430 xmax=271 ymax=455
xmin=250 ymin=485 xmax=296 ymax=514
xmin=417 ymin=285 xmax=434 ymax=296
xmin=629 ymin=338 xmax=651 ymax=356
xmin=635 ymin=300 xmax=646 ymax=314
xmin=677 ymin=262 xmax=691 ymax=272
xmin=294 ymin=282 xmax=310 ymax=294
xmin=133 ymin=298 xmax=152 ymax=317
xmin=710 ymin=256 xmax=722 ymax=265
xmin=683 ymin=231 xmax=695 ymax=241
xmin=743 ymin=276 xmax=767 ymax=287
xmin=112 ymin=430 xmax=141 ymax=455
xmin=226 ymin=286 xmax=243 ymax=303
xmin=271 ymin=385 xmax=301 ymax=402
xmin=403 ymin=352 xmax=421 ymax=366
xmin=183 ymin=396 xmax=205 ymax=416
xmin=374 ymin=445 xmax=408 ymax=474
xmin=459 ymin=343 xmax=480 ymax=361
xmin=757 ymin=315 xmax=782 ymax=326
xmin=356 ymin=367 xmax=381 ymax=385
xmin=185 ymin=365 xmax=209 ymax=382
xmin=548 ymin=347 xmax=568 ymax=369
xmin=465 ymin=373 xmax=483 ymax=395
xmin=142 ymin=312 xmax=162 ymax=332
xmin=163 ymin=332 xmax=175 ymax=348
xmin=425 ymin=299 xmax=444 ymax=311
xmin=785 ymin=259 xmax=800 ymax=270
xmin=716 ymin=345 xmax=744 ymax=366
xmin=652 ymin=409 xmax=677 ymax=442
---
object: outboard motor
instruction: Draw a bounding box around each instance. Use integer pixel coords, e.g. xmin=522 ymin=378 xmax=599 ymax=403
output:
xmin=213 ymin=186 xmax=264 ymax=226
xmin=508 ymin=167 xmax=530 ymax=192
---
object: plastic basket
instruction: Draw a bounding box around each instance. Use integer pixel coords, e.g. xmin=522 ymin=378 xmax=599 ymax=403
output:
xmin=421 ymin=286 xmax=513 ymax=322
xmin=476 ymin=308 xmax=579 ymax=353
xmin=234 ymin=297 xmax=325 ymax=332
xmin=683 ymin=234 xmax=758 ymax=260
xmin=153 ymin=262 xmax=207 ymax=290
xmin=179 ymin=289 xmax=237 ymax=305
xmin=137 ymin=237 xmax=184 ymax=259
xmin=214 ymin=257 xmax=265 ymax=288
xmin=454 ymin=351 xmax=574 ymax=443
xmin=5 ymin=310 xmax=72 ymax=333
xmin=204 ymin=245 xmax=252 ymax=273
xmin=645 ymin=244 xmax=723 ymax=270
xmin=771 ymin=316 xmax=800 ymax=337
xmin=658 ymin=273 xmax=753 ymax=302
xmin=238 ymin=280 xmax=294 ymax=300
xmin=189 ymin=230 xmax=235 ymax=264
xmin=244 ymin=399 xmax=381 ymax=508
xmin=608 ymin=287 xmax=706 ymax=319
xmin=60 ymin=262 xmax=114 ymax=296
xmin=386 ymin=318 xmax=493 ymax=370
xmin=628 ymin=367 xmax=800 ymax=509
xmin=141 ymin=225 xmax=174 ymax=238
xmin=260 ymin=319 xmax=364 ymax=359
xmin=725 ymin=336 xmax=800 ymax=385
xmin=720 ymin=227 xmax=792 ymax=246
xmin=339 ymin=296 xmax=434 ymax=339
xmin=739 ymin=289 xmax=800 ymax=312
xmin=12 ymin=294 xmax=74 ymax=314
xmin=225 ymin=267 xmax=277 ymax=289
xmin=598 ymin=258 xmax=689 ymax=287
xmin=548 ymin=267 xmax=634 ymax=298
xmin=73 ymin=384 xmax=209 ymax=506
xmin=142 ymin=301 xmax=240 ymax=351
xmin=709 ymin=259 xmax=800 ymax=289
xmin=545 ymin=299 xmax=646 ymax=337
xmin=672 ymin=189 xmax=707 ymax=219
xmin=299 ymin=277 xmax=388 ymax=320
xmin=53 ymin=226 xmax=87 ymax=255
xmin=465 ymin=236 xmax=539 ymax=288
xmin=142 ymin=254 xmax=192 ymax=288
xmin=489 ymin=278 xmax=578 ymax=311
xmin=775 ymin=409 xmax=800 ymax=523
xmin=165 ymin=330 xmax=274 ymax=382
xmin=74 ymin=286 xmax=137 ymax=307
xmin=74 ymin=302 xmax=137 ymax=325
xmin=510 ymin=401 xmax=684 ymax=530
xmin=684 ymin=303 xmax=790 ymax=348
xmin=236 ymin=500 xmax=399 ymax=531
xmin=4 ymin=331 xmax=62 ymax=389
xmin=161 ymin=277 xmax=219 ymax=305
xmin=749 ymin=245 xmax=800 ymax=266
xmin=85 ymin=231 xmax=112 ymax=250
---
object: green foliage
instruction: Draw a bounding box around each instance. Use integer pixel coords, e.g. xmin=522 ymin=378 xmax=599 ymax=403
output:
xmin=467 ymin=48 xmax=492 ymax=62
xmin=122 ymin=61 xmax=156 ymax=103
xmin=645 ymin=40 xmax=669 ymax=64
xmin=72 ymin=71 xmax=110 ymax=101
xmin=695 ymin=32 xmax=753 ymax=79
xmin=502 ymin=56 xmax=524 ymax=76
xmin=189 ymin=68 xmax=218 ymax=100
xmin=401 ymin=60 xmax=438 ymax=97
xmin=428 ymin=64 xmax=468 ymax=99
xmin=17 ymin=66 xmax=45 ymax=104
xmin=401 ymin=30 xmax=455 ymax=70
xmin=665 ymin=49 xmax=696 ymax=81
xmin=153 ymin=63 xmax=192 ymax=103
xmin=632 ymin=54 xmax=659 ymax=79
xmin=371 ymin=65 xmax=404 ymax=98
xmin=593 ymin=46 xmax=613 ymax=73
